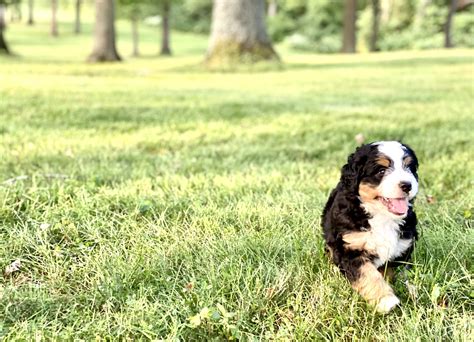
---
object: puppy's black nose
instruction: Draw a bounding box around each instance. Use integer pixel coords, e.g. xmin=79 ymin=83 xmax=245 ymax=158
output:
xmin=399 ymin=181 xmax=412 ymax=194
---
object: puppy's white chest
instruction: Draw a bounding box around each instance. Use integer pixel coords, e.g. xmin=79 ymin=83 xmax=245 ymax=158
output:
xmin=366 ymin=214 xmax=413 ymax=267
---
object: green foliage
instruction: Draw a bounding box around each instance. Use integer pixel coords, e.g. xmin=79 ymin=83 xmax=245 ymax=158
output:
xmin=172 ymin=0 xmax=212 ymax=34
xmin=117 ymin=0 xmax=160 ymax=20
xmin=268 ymin=0 xmax=343 ymax=52
xmin=267 ymin=11 xmax=299 ymax=43
xmin=453 ymin=11 xmax=474 ymax=47
xmin=269 ymin=0 xmax=474 ymax=52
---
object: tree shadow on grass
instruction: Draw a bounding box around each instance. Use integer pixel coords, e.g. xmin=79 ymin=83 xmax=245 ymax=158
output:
xmin=284 ymin=55 xmax=473 ymax=71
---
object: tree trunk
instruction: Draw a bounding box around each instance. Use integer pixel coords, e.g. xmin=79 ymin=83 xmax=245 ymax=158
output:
xmin=206 ymin=0 xmax=278 ymax=67
xmin=342 ymin=0 xmax=357 ymax=53
xmin=370 ymin=0 xmax=380 ymax=52
xmin=445 ymin=0 xmax=457 ymax=48
xmin=160 ymin=0 xmax=171 ymax=55
xmin=88 ymin=0 xmax=121 ymax=62
xmin=17 ymin=4 xmax=22 ymax=21
xmin=51 ymin=0 xmax=58 ymax=37
xmin=0 ymin=5 xmax=9 ymax=54
xmin=74 ymin=0 xmax=81 ymax=34
xmin=131 ymin=16 xmax=139 ymax=57
xmin=28 ymin=0 xmax=34 ymax=25
xmin=268 ymin=0 xmax=277 ymax=17
xmin=10 ymin=4 xmax=21 ymax=22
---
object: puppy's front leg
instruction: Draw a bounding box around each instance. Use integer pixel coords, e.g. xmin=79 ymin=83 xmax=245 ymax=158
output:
xmin=351 ymin=261 xmax=400 ymax=313
xmin=342 ymin=231 xmax=376 ymax=253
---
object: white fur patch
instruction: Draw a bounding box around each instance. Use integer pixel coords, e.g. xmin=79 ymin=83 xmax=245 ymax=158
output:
xmin=376 ymin=294 xmax=400 ymax=313
xmin=361 ymin=201 xmax=413 ymax=268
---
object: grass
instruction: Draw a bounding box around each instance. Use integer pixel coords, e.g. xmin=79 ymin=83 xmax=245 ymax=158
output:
xmin=0 ymin=12 xmax=473 ymax=341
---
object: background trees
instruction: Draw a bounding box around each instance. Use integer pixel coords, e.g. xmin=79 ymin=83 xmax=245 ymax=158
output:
xmin=75 ymin=0 xmax=82 ymax=34
xmin=0 ymin=0 xmax=472 ymax=61
xmin=342 ymin=0 xmax=357 ymax=53
xmin=51 ymin=0 xmax=58 ymax=36
xmin=88 ymin=0 xmax=121 ymax=62
xmin=206 ymin=0 xmax=279 ymax=67
xmin=0 ymin=1 xmax=9 ymax=53
xmin=160 ymin=0 xmax=171 ymax=55
xmin=119 ymin=0 xmax=145 ymax=56
xmin=27 ymin=0 xmax=33 ymax=25
xmin=369 ymin=0 xmax=381 ymax=51
xmin=444 ymin=0 xmax=458 ymax=47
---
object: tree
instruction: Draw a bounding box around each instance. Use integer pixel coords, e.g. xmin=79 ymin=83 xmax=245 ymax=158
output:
xmin=74 ymin=0 xmax=81 ymax=34
xmin=51 ymin=0 xmax=58 ymax=37
xmin=160 ymin=0 xmax=171 ymax=55
xmin=118 ymin=0 xmax=143 ymax=57
xmin=131 ymin=8 xmax=139 ymax=56
xmin=88 ymin=0 xmax=121 ymax=62
xmin=0 ymin=1 xmax=9 ymax=53
xmin=342 ymin=0 xmax=357 ymax=53
xmin=9 ymin=0 xmax=21 ymax=22
xmin=445 ymin=0 xmax=458 ymax=47
xmin=369 ymin=0 xmax=380 ymax=51
xmin=27 ymin=0 xmax=33 ymax=25
xmin=267 ymin=0 xmax=277 ymax=17
xmin=206 ymin=0 xmax=279 ymax=67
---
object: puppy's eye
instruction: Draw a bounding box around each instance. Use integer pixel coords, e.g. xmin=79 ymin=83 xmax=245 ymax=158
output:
xmin=378 ymin=169 xmax=386 ymax=175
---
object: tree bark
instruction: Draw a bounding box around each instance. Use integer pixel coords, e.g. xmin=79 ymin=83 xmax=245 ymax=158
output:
xmin=160 ymin=0 xmax=171 ymax=55
xmin=206 ymin=0 xmax=278 ymax=67
xmin=131 ymin=16 xmax=139 ymax=57
xmin=370 ymin=0 xmax=380 ymax=52
xmin=342 ymin=0 xmax=357 ymax=53
xmin=268 ymin=0 xmax=277 ymax=17
xmin=51 ymin=0 xmax=58 ymax=37
xmin=74 ymin=0 xmax=81 ymax=34
xmin=0 ymin=5 xmax=9 ymax=54
xmin=445 ymin=0 xmax=458 ymax=48
xmin=88 ymin=0 xmax=121 ymax=62
xmin=28 ymin=0 xmax=34 ymax=25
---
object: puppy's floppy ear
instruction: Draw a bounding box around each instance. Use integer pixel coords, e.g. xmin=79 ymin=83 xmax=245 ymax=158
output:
xmin=340 ymin=145 xmax=370 ymax=193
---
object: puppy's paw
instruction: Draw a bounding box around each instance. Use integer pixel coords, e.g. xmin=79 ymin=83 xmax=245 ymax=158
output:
xmin=376 ymin=295 xmax=400 ymax=314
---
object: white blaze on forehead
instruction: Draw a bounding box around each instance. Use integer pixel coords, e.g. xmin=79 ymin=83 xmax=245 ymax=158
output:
xmin=371 ymin=141 xmax=418 ymax=200
xmin=374 ymin=141 xmax=406 ymax=165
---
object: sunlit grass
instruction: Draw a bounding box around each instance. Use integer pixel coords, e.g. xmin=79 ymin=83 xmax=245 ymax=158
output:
xmin=0 ymin=13 xmax=473 ymax=340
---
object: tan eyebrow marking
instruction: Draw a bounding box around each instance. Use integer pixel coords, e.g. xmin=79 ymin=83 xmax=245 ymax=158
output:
xmin=376 ymin=155 xmax=391 ymax=168
xmin=403 ymin=156 xmax=413 ymax=167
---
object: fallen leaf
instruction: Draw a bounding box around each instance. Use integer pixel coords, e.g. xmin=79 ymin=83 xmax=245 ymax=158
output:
xmin=4 ymin=259 xmax=21 ymax=277
xmin=405 ymin=280 xmax=418 ymax=299
xmin=355 ymin=133 xmax=365 ymax=145
xmin=431 ymin=284 xmax=441 ymax=304
xmin=266 ymin=287 xmax=276 ymax=299
xmin=426 ymin=195 xmax=436 ymax=204
xmin=40 ymin=223 xmax=51 ymax=231
xmin=188 ymin=314 xmax=201 ymax=328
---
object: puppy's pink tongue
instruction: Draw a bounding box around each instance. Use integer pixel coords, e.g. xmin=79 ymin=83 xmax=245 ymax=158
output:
xmin=389 ymin=198 xmax=408 ymax=215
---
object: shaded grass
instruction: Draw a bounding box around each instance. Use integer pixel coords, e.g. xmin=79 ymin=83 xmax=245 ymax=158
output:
xmin=0 ymin=15 xmax=473 ymax=340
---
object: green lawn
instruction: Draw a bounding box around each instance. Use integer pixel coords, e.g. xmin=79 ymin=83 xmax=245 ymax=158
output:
xmin=0 ymin=17 xmax=473 ymax=340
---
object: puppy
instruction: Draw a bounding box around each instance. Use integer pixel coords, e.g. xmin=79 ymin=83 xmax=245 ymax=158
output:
xmin=322 ymin=141 xmax=419 ymax=313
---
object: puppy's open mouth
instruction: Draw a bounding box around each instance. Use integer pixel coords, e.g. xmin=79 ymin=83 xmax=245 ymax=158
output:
xmin=377 ymin=197 xmax=409 ymax=216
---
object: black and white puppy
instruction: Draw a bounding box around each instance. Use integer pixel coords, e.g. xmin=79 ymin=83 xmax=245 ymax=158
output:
xmin=322 ymin=141 xmax=419 ymax=313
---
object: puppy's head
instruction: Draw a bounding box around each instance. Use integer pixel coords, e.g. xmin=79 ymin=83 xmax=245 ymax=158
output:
xmin=341 ymin=141 xmax=418 ymax=217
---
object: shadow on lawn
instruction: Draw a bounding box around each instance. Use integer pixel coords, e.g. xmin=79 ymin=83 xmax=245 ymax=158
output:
xmin=284 ymin=55 xmax=473 ymax=71
xmin=168 ymin=54 xmax=472 ymax=74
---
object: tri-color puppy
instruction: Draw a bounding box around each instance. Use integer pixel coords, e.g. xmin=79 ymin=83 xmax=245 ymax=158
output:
xmin=322 ymin=141 xmax=419 ymax=313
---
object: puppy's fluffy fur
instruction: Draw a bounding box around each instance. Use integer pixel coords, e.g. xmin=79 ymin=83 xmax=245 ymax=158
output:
xmin=322 ymin=141 xmax=419 ymax=313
